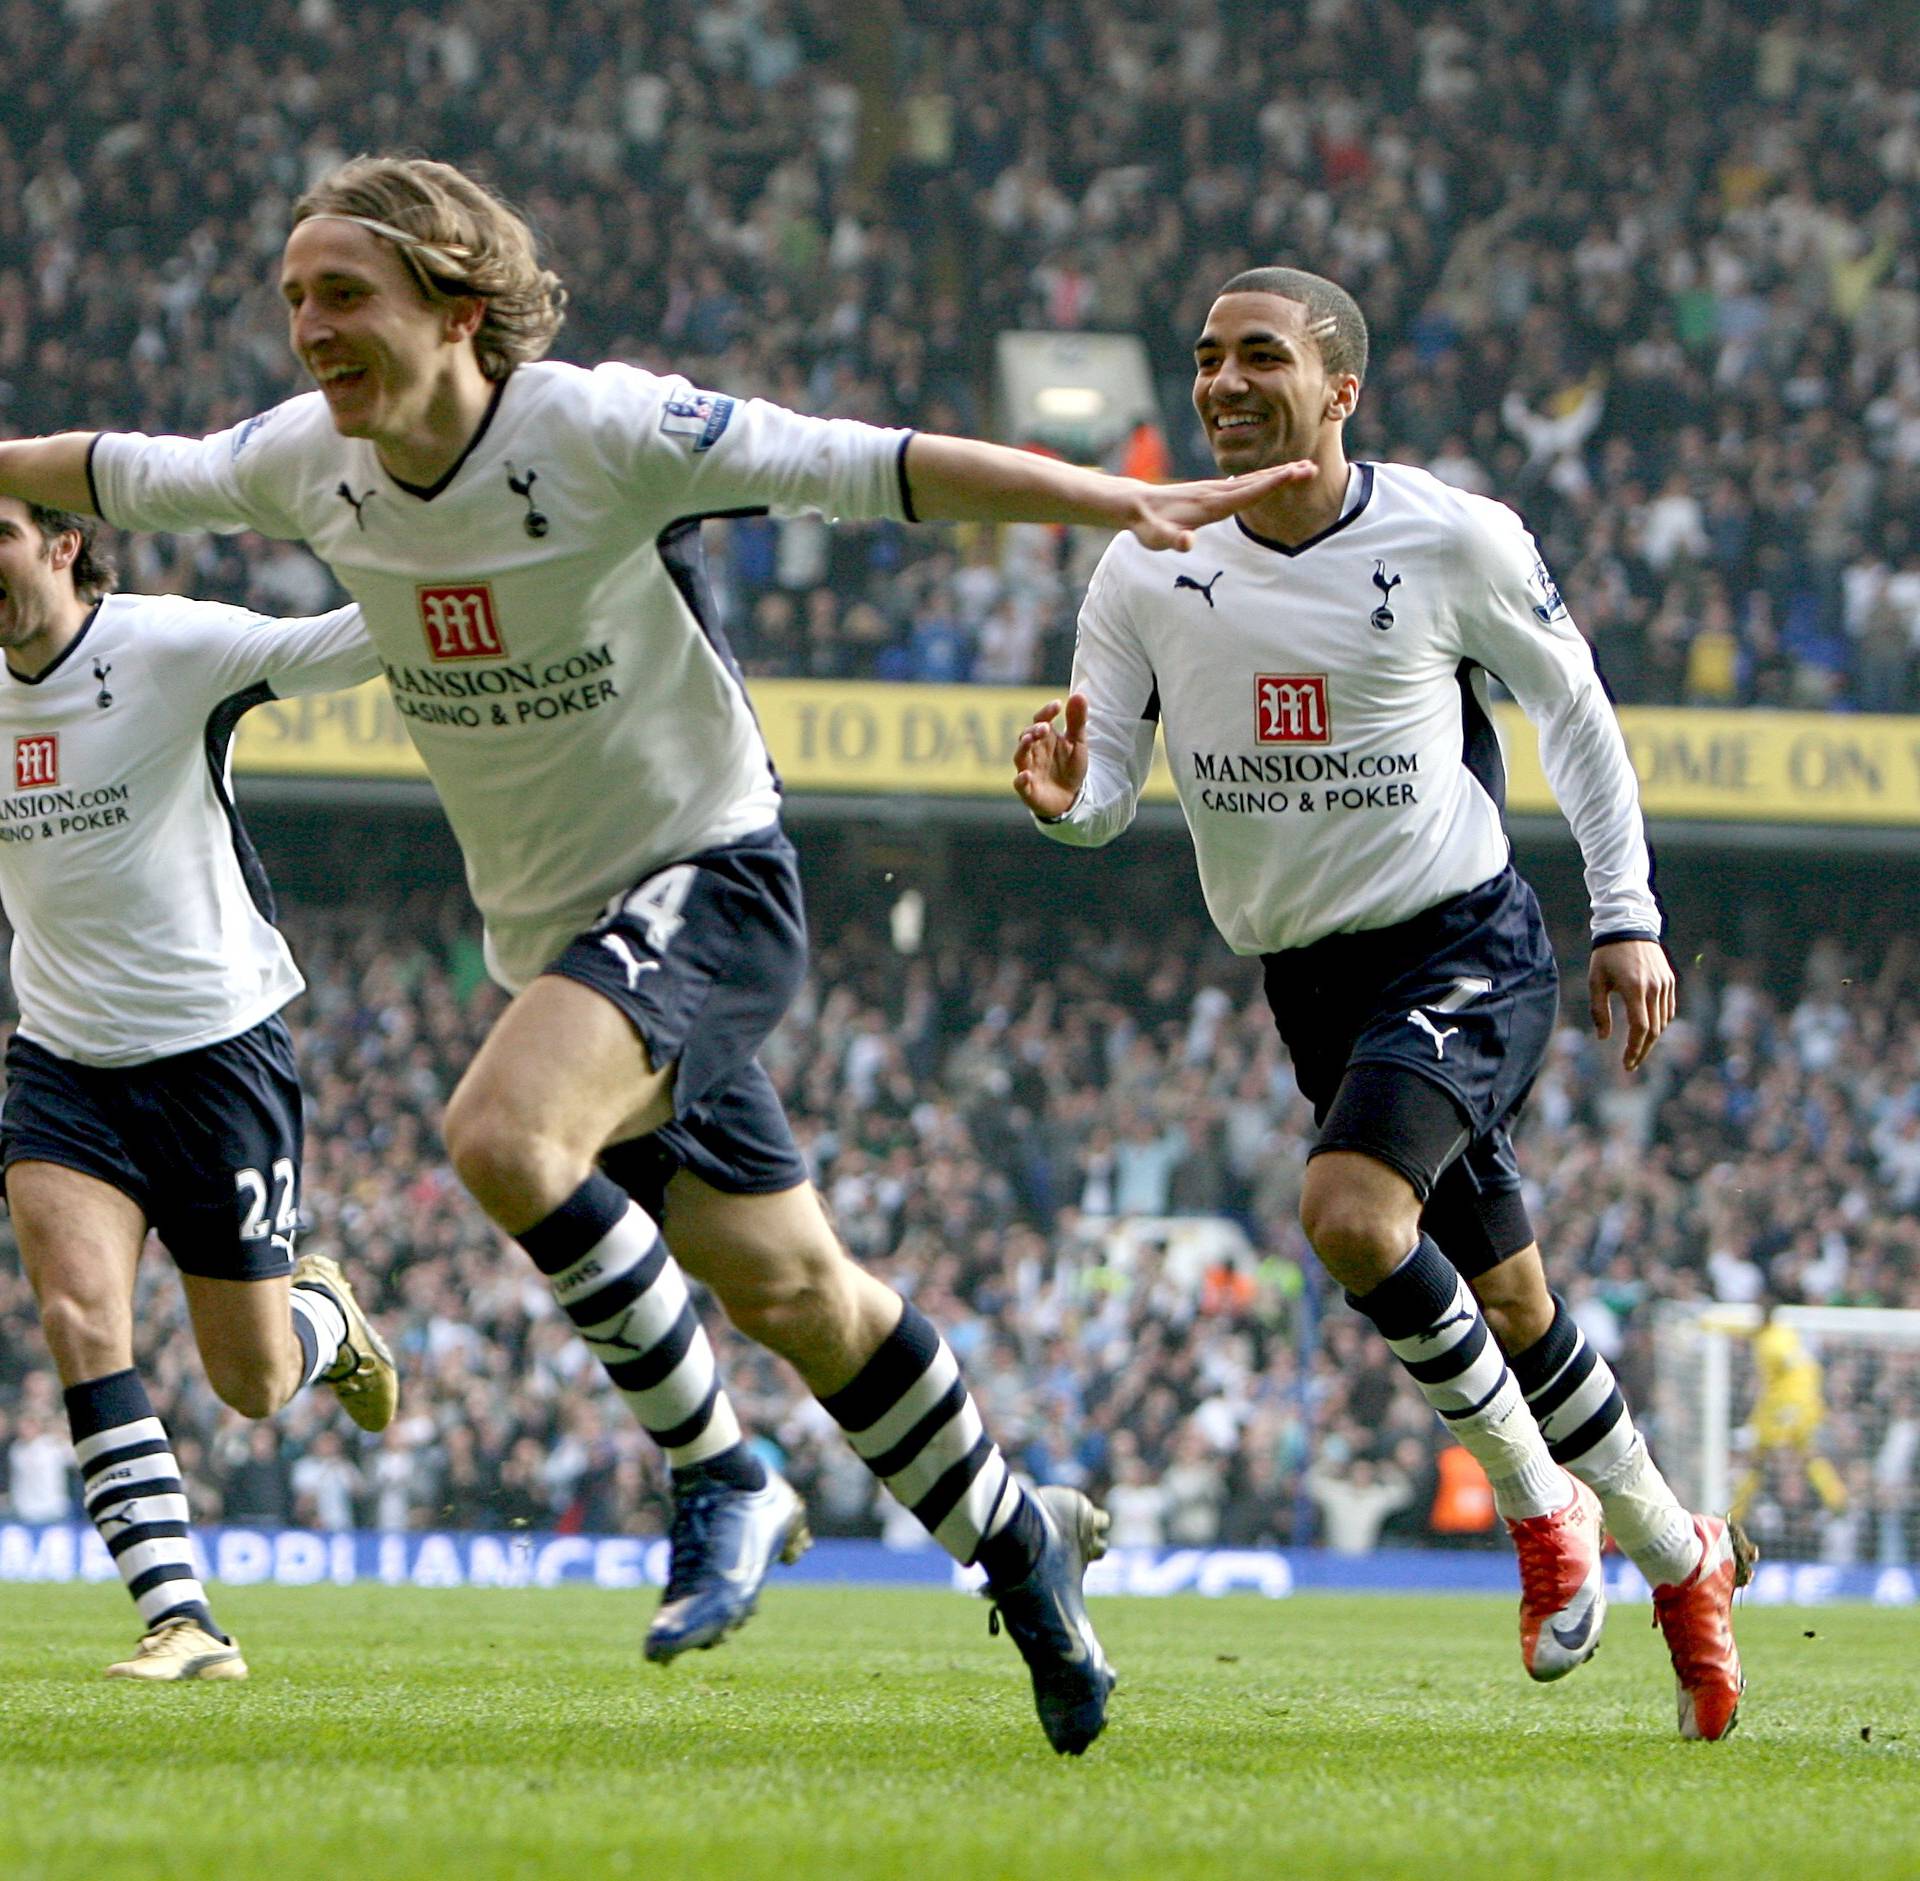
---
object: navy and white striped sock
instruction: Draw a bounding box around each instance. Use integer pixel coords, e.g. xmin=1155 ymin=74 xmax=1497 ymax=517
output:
xmin=65 ymin=1369 xmax=222 ymax=1639
xmin=1509 ymin=1296 xmax=1701 ymax=1586
xmin=287 ymin=1283 xmax=346 ymax=1389
xmin=519 ymin=1173 xmax=764 ymax=1488
xmin=1351 ymin=1236 xmax=1567 ymax=1522
xmin=820 ymin=1302 xmax=1044 ymax=1585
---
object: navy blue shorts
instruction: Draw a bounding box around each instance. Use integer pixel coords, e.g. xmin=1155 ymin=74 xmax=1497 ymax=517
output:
xmin=1261 ymin=867 xmax=1559 ymax=1277
xmin=1 ymin=1016 xmax=305 ymax=1281
xmin=544 ymin=823 xmax=809 ymax=1204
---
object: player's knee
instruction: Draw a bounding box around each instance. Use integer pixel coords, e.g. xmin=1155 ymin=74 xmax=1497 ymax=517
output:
xmin=1299 ymin=1175 xmax=1416 ymax=1287
xmin=35 ymin=1288 xmax=124 ymax=1379
xmin=444 ymin=1098 xmax=573 ymax=1223
xmin=716 ymin=1240 xmax=855 ymax=1352
xmin=203 ymin=1355 xmax=288 ymax=1420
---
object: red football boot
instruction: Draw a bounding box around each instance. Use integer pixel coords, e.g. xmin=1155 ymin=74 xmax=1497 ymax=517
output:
xmin=1653 ymin=1513 xmax=1757 ymax=1741
xmin=1509 ymin=1476 xmax=1607 ymax=1681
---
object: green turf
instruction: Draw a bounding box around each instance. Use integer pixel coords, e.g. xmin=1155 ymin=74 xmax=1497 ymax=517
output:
xmin=0 ymin=1585 xmax=1914 ymax=1881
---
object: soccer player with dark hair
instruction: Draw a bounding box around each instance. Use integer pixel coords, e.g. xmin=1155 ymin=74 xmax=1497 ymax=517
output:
xmin=1016 ymin=267 xmax=1753 ymax=1740
xmin=0 ymin=495 xmax=396 ymax=1680
xmin=0 ymin=155 xmax=1310 ymax=1750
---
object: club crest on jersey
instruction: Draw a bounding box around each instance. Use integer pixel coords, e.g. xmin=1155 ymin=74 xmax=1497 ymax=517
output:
xmin=13 ymin=735 xmax=58 ymax=789
xmin=417 ymin=584 xmax=506 ymax=662
xmin=659 ymin=391 xmax=735 ymax=453
xmin=1369 ymin=561 xmax=1402 ymax=631
xmin=1254 ymin=674 xmax=1329 ymax=745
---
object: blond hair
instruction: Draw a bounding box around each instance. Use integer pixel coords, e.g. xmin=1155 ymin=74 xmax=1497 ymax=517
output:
xmin=292 ymin=156 xmax=567 ymax=381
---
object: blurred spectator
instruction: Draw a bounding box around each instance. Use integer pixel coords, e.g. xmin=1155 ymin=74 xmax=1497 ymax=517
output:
xmin=0 ymin=0 xmax=1912 ymax=708
xmin=222 ymin=1425 xmax=294 ymax=1528
xmin=7 ymin=1414 xmax=73 ymax=1523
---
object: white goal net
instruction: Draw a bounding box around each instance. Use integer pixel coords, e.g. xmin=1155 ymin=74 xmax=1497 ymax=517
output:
xmin=1652 ymin=1303 xmax=1920 ymax=1568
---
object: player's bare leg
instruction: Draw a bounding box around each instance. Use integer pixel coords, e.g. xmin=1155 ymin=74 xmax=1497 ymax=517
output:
xmin=181 ymin=1263 xmax=395 ymax=1432
xmin=444 ymin=973 xmax=677 ymax=1231
xmin=8 ymin=1161 xmax=243 ymax=1678
xmin=444 ymin=976 xmax=804 ymax=1662
xmin=1302 ymin=1152 xmax=1602 ymax=1679
xmin=655 ymin=1175 xmax=902 ymax=1394
xmin=181 ymin=1274 xmax=310 ymax=1417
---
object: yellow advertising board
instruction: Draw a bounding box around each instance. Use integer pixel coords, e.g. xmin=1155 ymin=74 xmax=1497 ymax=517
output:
xmin=232 ymin=679 xmax=1920 ymax=827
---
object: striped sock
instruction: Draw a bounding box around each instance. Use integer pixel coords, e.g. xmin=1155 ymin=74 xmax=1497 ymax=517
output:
xmin=287 ymin=1283 xmax=346 ymax=1389
xmin=820 ymin=1302 xmax=1044 ymax=1584
xmin=1350 ymin=1236 xmax=1567 ymax=1522
xmin=519 ymin=1173 xmax=764 ymax=1487
xmin=65 ymin=1369 xmax=222 ymax=1639
xmin=1509 ymin=1296 xmax=1702 ymax=1587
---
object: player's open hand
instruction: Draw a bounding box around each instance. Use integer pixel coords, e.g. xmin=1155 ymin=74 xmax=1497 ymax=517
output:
xmin=1589 ymin=938 xmax=1676 ymax=1072
xmin=1123 ymin=460 xmax=1318 ymax=552
xmin=1014 ymin=693 xmax=1091 ymax=821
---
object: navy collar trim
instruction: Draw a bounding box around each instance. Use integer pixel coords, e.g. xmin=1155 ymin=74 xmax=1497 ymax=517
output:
xmin=1235 ymin=462 xmax=1375 ymax=557
xmin=6 ymin=598 xmax=104 ymax=685
xmin=384 ymin=376 xmax=510 ymax=501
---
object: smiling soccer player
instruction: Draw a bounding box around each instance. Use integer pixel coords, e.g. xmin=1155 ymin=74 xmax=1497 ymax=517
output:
xmin=0 ymin=495 xmax=394 ymax=1680
xmin=1017 ymin=267 xmax=1752 ymax=1741
xmin=0 ymin=156 xmax=1315 ymax=1750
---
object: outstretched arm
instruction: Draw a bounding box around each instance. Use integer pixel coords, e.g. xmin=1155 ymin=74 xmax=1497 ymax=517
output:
xmin=905 ymin=435 xmax=1315 ymax=551
xmin=0 ymin=435 xmax=100 ymax=514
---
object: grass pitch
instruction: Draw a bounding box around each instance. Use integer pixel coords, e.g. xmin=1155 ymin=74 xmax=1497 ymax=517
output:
xmin=0 ymin=1585 xmax=1914 ymax=1881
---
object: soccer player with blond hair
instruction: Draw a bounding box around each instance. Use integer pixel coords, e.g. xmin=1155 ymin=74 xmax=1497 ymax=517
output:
xmin=0 ymin=156 xmax=1310 ymax=1752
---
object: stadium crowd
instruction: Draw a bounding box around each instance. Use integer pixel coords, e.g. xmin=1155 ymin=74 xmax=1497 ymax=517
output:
xmin=2 ymin=883 xmax=1916 ymax=1567
xmin=2 ymin=0 xmax=1919 ymax=707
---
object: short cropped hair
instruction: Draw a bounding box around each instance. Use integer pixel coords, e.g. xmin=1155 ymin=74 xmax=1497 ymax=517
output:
xmin=292 ymin=156 xmax=567 ymax=382
xmin=1217 ymin=267 xmax=1369 ymax=385
xmin=27 ymin=503 xmax=115 ymax=602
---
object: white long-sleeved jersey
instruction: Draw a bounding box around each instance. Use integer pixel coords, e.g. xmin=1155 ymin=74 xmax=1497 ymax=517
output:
xmin=0 ymin=592 xmax=378 ymax=1065
xmin=90 ymin=362 xmax=913 ymax=988
xmin=1037 ymin=462 xmax=1659 ymax=954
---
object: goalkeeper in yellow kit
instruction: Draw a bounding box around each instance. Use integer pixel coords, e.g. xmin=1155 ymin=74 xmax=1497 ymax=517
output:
xmin=1731 ymin=1298 xmax=1847 ymax=1521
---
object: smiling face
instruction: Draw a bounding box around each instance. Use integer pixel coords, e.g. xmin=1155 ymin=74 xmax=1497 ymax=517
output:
xmin=0 ymin=499 xmax=77 ymax=660
xmin=1191 ymin=292 xmax=1360 ymax=474
xmin=279 ymin=218 xmax=483 ymax=449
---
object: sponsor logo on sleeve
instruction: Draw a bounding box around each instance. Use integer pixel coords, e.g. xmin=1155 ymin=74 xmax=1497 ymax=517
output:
xmin=13 ymin=735 xmax=58 ymax=789
xmin=1254 ymin=674 xmax=1330 ymax=745
xmin=417 ymin=584 xmax=506 ymax=661
xmin=659 ymin=390 xmax=736 ymax=453
xmin=1529 ymin=555 xmax=1569 ymax=622
xmin=230 ymin=409 xmax=276 ymax=460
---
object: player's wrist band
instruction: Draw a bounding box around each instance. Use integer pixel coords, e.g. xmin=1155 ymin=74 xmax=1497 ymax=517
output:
xmin=1590 ymin=929 xmax=1663 ymax=950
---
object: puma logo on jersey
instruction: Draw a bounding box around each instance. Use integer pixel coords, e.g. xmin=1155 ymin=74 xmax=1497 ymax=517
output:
xmin=1175 ymin=571 xmax=1224 ymax=607
xmin=506 ymin=463 xmax=549 ymax=539
xmin=1407 ymin=1009 xmax=1459 ymax=1057
xmin=337 ymin=482 xmax=375 ymax=530
xmin=1370 ymin=561 xmax=1403 ymax=631
xmin=600 ymin=933 xmax=660 ymax=991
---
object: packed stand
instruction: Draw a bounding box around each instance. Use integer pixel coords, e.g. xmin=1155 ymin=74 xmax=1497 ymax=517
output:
xmin=2 ymin=886 xmax=1916 ymax=1565
xmin=1 ymin=0 xmax=1918 ymax=704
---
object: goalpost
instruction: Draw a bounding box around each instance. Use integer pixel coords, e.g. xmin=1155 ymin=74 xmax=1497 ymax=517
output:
xmin=1652 ymin=1302 xmax=1920 ymax=1566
